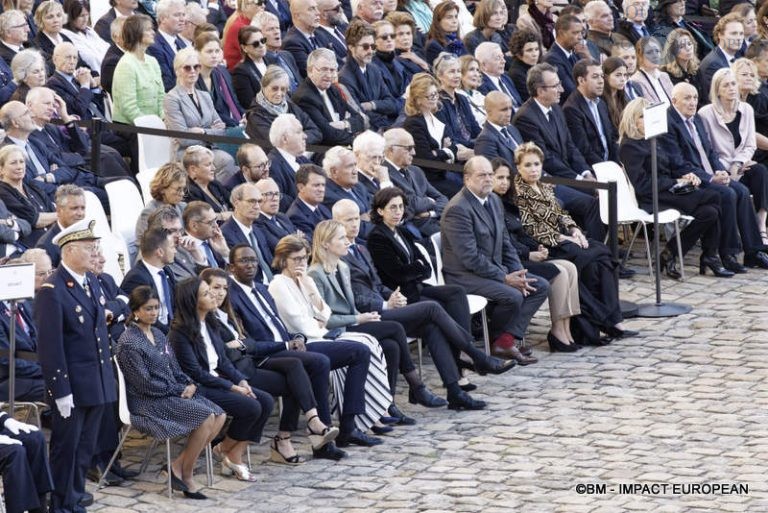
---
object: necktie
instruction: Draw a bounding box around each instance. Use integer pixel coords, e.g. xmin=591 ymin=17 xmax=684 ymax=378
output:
xmin=272 ymin=216 xmax=283 ymax=230
xmin=202 ymin=241 xmax=219 ymax=268
xmin=252 ymin=288 xmax=290 ymax=340
xmin=248 ymin=231 xmax=273 ymax=283
xmin=348 ymin=187 xmax=366 ymax=211
xmin=400 ymin=168 xmax=413 ymax=188
xmin=175 ymin=37 xmax=186 ymax=51
xmin=215 ymin=71 xmax=242 ymax=121
xmin=15 ymin=308 xmax=29 ymax=336
xmin=273 ymin=53 xmax=298 ymax=92
xmin=308 ymin=35 xmax=319 ymax=50
xmin=296 ymin=155 xmax=311 ymax=165
xmin=311 ymin=207 xmax=324 ymax=223
xmin=25 ymin=142 xmax=47 ymax=177
xmin=333 ymin=27 xmax=346 ymax=44
xmin=641 ymin=26 xmax=650 ymax=37
xmin=588 ymin=100 xmax=609 ymax=160
xmin=83 ymin=279 xmax=91 ymax=297
xmin=500 ymin=127 xmax=518 ymax=149
xmin=483 ymin=199 xmax=495 ymax=221
xmin=686 ymin=118 xmax=715 ymax=176
xmin=568 ymin=52 xmax=579 ymax=65
xmin=348 ymin=244 xmax=358 ymax=260
xmin=158 ymin=269 xmax=174 ymax=322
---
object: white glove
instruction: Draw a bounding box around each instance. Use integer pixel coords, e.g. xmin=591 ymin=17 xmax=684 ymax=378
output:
xmin=55 ymin=394 xmax=74 ymax=419
xmin=4 ymin=417 xmax=38 ymax=435
xmin=0 ymin=434 xmax=21 ymax=446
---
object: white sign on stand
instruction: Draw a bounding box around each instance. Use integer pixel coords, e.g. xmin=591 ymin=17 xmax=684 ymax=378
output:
xmin=644 ymin=102 xmax=669 ymax=139
xmin=0 ymin=263 xmax=35 ymax=301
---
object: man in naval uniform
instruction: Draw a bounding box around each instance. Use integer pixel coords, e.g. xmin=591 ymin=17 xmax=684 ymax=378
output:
xmin=36 ymin=219 xmax=116 ymax=513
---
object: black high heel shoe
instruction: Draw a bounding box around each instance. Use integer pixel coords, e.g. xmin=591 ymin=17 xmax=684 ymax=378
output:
xmin=547 ymin=332 xmax=578 ymax=353
xmin=699 ymin=255 xmax=735 ymax=277
xmin=659 ymin=250 xmax=682 ymax=280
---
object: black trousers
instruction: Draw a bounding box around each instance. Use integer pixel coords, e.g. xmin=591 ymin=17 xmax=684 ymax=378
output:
xmin=0 ymin=426 xmax=52 ymax=513
xmin=246 ymin=351 xmax=330 ymax=432
xmin=49 ymin=403 xmax=105 ymax=513
xmin=656 ymin=187 xmax=721 ymax=255
xmin=740 ymin=162 xmax=768 ymax=212
xmin=351 ymin=320 xmax=415 ymax=395
xmin=0 ymin=376 xmax=44 ymax=402
xmin=702 ymin=180 xmax=761 ymax=255
xmin=197 ymin=385 xmax=273 ymax=442
xmin=555 ymin=185 xmax=605 ymax=241
xmin=306 ymin=341 xmax=370 ymax=426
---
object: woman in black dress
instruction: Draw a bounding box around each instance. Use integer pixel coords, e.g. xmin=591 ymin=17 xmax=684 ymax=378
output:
xmin=116 ymin=286 xmax=226 ymax=499
xmin=507 ymin=29 xmax=542 ymax=103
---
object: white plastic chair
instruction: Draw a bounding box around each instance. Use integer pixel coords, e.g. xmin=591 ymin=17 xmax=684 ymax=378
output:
xmin=105 ymin=179 xmax=144 ymax=250
xmin=84 ymin=192 xmax=131 ymax=281
xmin=89 ymin=0 xmax=111 ymax=29
xmin=430 ymin=232 xmax=491 ymax=354
xmin=99 ymin=359 xmax=213 ymax=497
xmin=136 ymin=166 xmax=159 ymax=204
xmin=134 ymin=115 xmax=173 ymax=174
xmin=593 ymin=161 xmax=688 ymax=280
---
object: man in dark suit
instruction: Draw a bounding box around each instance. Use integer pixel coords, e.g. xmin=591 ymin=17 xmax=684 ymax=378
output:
xmin=286 ymin=164 xmax=332 ymax=242
xmin=440 ymin=157 xmax=549 ymax=358
xmin=36 ymin=219 xmax=117 ymax=513
xmin=474 ymin=91 xmax=525 ymax=168
xmin=264 ymin=0 xmax=292 ymax=34
xmin=224 ymin=143 xmax=271 ymax=190
xmin=145 ymin=205 xmax=200 ymax=281
xmin=0 ymin=10 xmax=31 ymax=67
xmin=254 ymin=10 xmax=302 ymax=90
xmin=475 ymin=42 xmax=523 ymax=109
xmin=0 ymin=411 xmax=52 ymax=513
xmin=146 ymin=0 xmax=188 ymax=92
xmin=664 ymin=82 xmax=768 ymax=270
xmin=220 ymin=183 xmax=274 ymax=284
xmin=94 ymin=0 xmax=138 ymax=42
xmin=585 ymin=0 xmax=622 ymax=58
xmin=0 ymin=298 xmax=44 ymax=402
xmin=316 ymin=0 xmax=347 ymax=64
xmin=699 ymin=13 xmax=744 ymax=98
xmin=227 ymin=244 xmax=374 ymax=457
xmin=35 ymin=185 xmax=86 ymax=268
xmin=383 ymin=128 xmax=448 ymax=237
xmin=293 ymin=48 xmax=365 ymax=146
xmin=0 ymin=49 xmax=16 ymax=105
xmin=281 ymin=0 xmax=322 ymax=77
xmin=99 ymin=18 xmax=126 ymax=94
xmin=513 ymin=63 xmax=605 ymax=239
xmin=563 ymin=59 xmax=619 ymax=165
xmin=322 ymin=146 xmax=373 ymax=238
xmin=120 ymin=227 xmax=177 ymax=332
xmin=338 ymin=20 xmax=401 ymax=130
xmin=268 ymin=113 xmax=310 ymax=212
xmin=614 ymin=0 xmax=654 ymax=46
xmin=255 ymin=178 xmax=299 ymax=252
xmin=182 ymin=201 xmax=229 ymax=269
xmin=544 ymin=14 xmax=585 ymax=104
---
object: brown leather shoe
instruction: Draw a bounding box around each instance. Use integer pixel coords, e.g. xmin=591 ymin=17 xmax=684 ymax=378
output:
xmin=490 ymin=343 xmax=517 ymax=360
xmin=507 ymin=346 xmax=538 ymax=365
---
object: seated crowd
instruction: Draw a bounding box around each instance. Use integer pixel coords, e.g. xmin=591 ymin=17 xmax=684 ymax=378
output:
xmin=4 ymin=0 xmax=768 ymax=509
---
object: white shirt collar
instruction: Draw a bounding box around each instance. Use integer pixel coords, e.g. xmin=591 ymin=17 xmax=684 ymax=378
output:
xmin=534 ymin=99 xmax=552 ymax=117
xmin=276 ymin=148 xmax=299 ymax=171
xmin=61 ymin=262 xmax=87 ymax=286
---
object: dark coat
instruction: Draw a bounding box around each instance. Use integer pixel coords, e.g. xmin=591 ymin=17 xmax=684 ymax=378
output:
xmin=699 ymin=47 xmax=731 ymax=99
xmin=281 ymin=27 xmax=315 ymax=78
xmin=341 ymin=243 xmax=391 ymax=313
xmin=543 ymin=44 xmax=577 ymax=105
xmin=184 ymin=179 xmax=232 ymax=213
xmin=228 ymin=280 xmax=297 ymax=344
xmin=120 ymin=260 xmax=176 ymax=332
xmin=477 ymin=72 xmax=523 ymax=107
xmin=365 ymin=223 xmax=432 ymax=301
xmin=562 ymin=90 xmax=619 ymax=165
xmin=292 ymin=78 xmax=365 ymax=146
xmin=231 ymin=56 xmax=264 ymax=109
xmin=267 ymin=148 xmax=298 ymax=212
xmin=146 ymin=32 xmax=183 ymax=92
xmin=474 ymin=121 xmax=525 ymax=169
xmin=385 ymin=160 xmax=447 ymax=237
xmin=244 ymin=100 xmax=321 ymax=151
xmin=338 ymin=58 xmax=401 ymax=130
xmin=219 ymin=217 xmax=274 ymax=283
xmin=285 ymin=198 xmax=330 ymax=243
xmin=661 ymin=107 xmax=725 ymax=182
xmin=100 ymin=43 xmax=123 ymax=95
xmin=254 ymin=212 xmax=296 ymax=253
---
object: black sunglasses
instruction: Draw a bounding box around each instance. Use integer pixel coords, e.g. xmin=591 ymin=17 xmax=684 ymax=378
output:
xmin=246 ymin=37 xmax=268 ymax=48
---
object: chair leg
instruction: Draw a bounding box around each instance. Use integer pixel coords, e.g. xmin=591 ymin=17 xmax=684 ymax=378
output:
xmin=205 ymin=444 xmax=213 ymax=487
xmin=417 ymin=338 xmax=423 ymax=381
xmin=624 ymin=223 xmax=642 ymax=267
xmin=674 ymin=219 xmax=685 ymax=281
xmin=481 ymin=308 xmax=491 ymax=354
xmin=640 ymin=222 xmax=654 ymax=279
xmin=246 ymin=444 xmax=252 ymax=471
xmin=166 ymin=440 xmax=172 ymax=499
xmin=98 ymin=427 xmax=132 ymax=490
xmin=139 ymin=438 xmax=158 ymax=475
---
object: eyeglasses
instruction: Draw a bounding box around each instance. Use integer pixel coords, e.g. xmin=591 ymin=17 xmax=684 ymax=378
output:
xmin=197 ymin=218 xmax=218 ymax=227
xmin=392 ymin=144 xmax=415 ymax=151
xmin=10 ymin=23 xmax=27 ymax=29
xmin=314 ymin=66 xmax=338 ymax=75
xmin=377 ymin=33 xmax=395 ymax=40
xmin=241 ymin=198 xmax=262 ymax=205
xmin=247 ymin=37 xmax=268 ymax=48
xmin=368 ymin=155 xmax=385 ymax=162
xmin=323 ymin=4 xmax=342 ymax=12
xmin=262 ymin=191 xmax=283 ymax=199
xmin=424 ymin=92 xmax=439 ymax=100
xmin=249 ymin=160 xmax=271 ymax=170
xmin=541 ymin=81 xmax=562 ymax=89
xmin=182 ymin=64 xmax=201 ymax=72
xmin=288 ymin=255 xmax=308 ymax=263
xmin=357 ymin=43 xmax=375 ymax=51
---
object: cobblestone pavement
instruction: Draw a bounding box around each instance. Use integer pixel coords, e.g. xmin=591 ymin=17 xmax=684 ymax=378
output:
xmin=90 ymin=260 xmax=768 ymax=513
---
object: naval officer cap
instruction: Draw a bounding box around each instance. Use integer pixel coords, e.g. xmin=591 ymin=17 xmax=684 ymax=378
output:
xmin=52 ymin=219 xmax=101 ymax=248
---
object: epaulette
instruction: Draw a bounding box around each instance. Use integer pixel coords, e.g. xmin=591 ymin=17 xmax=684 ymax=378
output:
xmin=41 ymin=283 xmax=55 ymax=288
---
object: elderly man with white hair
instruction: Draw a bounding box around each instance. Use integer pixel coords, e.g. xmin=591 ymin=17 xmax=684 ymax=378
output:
xmin=322 ymin=146 xmax=374 ymax=239
xmin=253 ymin=10 xmax=302 ymax=90
xmin=584 ymin=0 xmax=620 ymax=58
xmin=352 ymin=130 xmax=393 ymax=196
xmin=179 ymin=2 xmax=207 ymax=46
xmin=268 ymin=113 xmax=311 ymax=212
xmin=0 ymin=10 xmax=30 ymax=67
xmin=614 ymin=0 xmax=651 ymax=46
xmin=146 ymin=0 xmax=188 ymax=91
xmin=475 ymin=41 xmax=522 ymax=108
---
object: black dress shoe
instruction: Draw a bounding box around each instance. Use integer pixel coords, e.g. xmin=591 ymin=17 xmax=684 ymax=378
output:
xmin=336 ymin=428 xmax=383 ymax=447
xmin=745 ymin=251 xmax=768 ymax=269
xmin=604 ymin=326 xmax=639 ymax=339
xmin=458 ymin=378 xmax=477 ymax=392
xmin=312 ymin=441 xmax=347 ymax=460
xmin=659 ymin=250 xmax=681 ymax=279
xmin=87 ymin=467 xmax=123 ymax=486
xmin=618 ymin=265 xmax=636 ymax=279
xmin=547 ymin=332 xmax=579 ymax=352
xmin=722 ymin=254 xmax=748 ymax=273
xmin=371 ymin=424 xmax=393 ymax=435
xmin=408 ymin=385 xmax=448 ymax=407
xmin=388 ymin=404 xmax=416 ymax=425
xmin=111 ymin=463 xmax=140 ymax=480
xmin=183 ymin=490 xmax=208 ymax=500
xmin=447 ymin=390 xmax=486 ymax=410
xmin=699 ymin=255 xmax=735 ymax=277
xmin=473 ymin=355 xmax=516 ymax=375
xmin=79 ymin=492 xmax=94 ymax=507
xmin=581 ymin=336 xmax=613 ymax=346
xmin=517 ymin=341 xmax=533 ymax=357
xmin=170 ymin=470 xmax=189 ymax=492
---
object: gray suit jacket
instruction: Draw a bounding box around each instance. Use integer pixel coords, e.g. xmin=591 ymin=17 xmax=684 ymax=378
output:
xmin=163 ymin=85 xmax=227 ymax=154
xmin=440 ymin=187 xmax=522 ymax=288
xmin=307 ymin=261 xmax=358 ymax=330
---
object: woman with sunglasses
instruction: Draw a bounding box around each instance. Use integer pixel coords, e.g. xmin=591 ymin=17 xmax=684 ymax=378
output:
xmin=372 ymin=20 xmax=412 ymax=99
xmin=222 ymin=0 xmax=265 ymax=70
xmin=232 ymin=25 xmax=269 ymax=109
xmin=164 ymin=47 xmax=238 ymax=182
xmin=434 ymin=52 xmax=480 ymax=150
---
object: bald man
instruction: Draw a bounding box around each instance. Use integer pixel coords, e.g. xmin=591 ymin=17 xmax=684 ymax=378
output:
xmin=662 ymin=82 xmax=768 ymax=270
xmin=474 ymin=91 xmax=525 ymax=167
